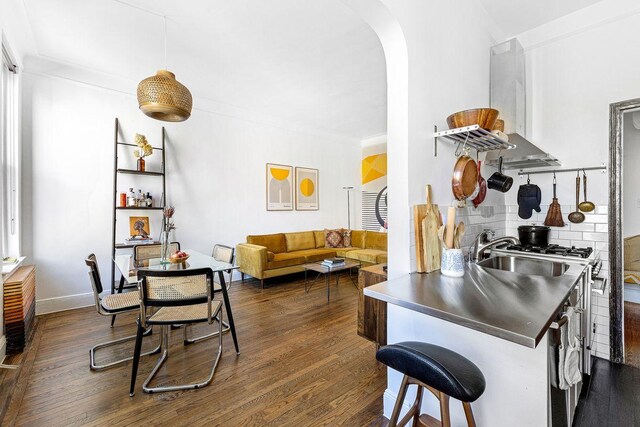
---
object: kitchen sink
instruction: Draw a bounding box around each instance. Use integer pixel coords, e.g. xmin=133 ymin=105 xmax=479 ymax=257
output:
xmin=477 ymin=256 xmax=569 ymax=278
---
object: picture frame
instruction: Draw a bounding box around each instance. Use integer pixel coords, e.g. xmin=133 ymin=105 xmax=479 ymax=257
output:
xmin=266 ymin=163 xmax=294 ymax=211
xmin=295 ymin=167 xmax=319 ymax=211
xmin=129 ymin=216 xmax=151 ymax=237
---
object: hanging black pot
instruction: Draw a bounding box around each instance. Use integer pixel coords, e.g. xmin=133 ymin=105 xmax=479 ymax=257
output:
xmin=487 ymin=157 xmax=513 ymax=193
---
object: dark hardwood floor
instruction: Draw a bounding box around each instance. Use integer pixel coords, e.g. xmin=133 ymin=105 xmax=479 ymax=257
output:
xmin=573 ymin=358 xmax=640 ymax=426
xmin=624 ymin=301 xmax=640 ymax=369
xmin=0 ymin=273 xmax=387 ymax=426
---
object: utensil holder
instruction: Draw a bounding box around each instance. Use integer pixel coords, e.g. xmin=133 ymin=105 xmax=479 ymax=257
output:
xmin=441 ymin=248 xmax=465 ymax=277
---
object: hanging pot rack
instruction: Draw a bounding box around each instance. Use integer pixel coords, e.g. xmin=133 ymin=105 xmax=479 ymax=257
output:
xmin=516 ymin=163 xmax=607 ymax=177
xmin=433 ymin=124 xmax=516 ymax=157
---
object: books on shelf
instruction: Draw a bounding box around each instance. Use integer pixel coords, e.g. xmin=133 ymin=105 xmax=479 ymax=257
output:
xmin=321 ymin=257 xmax=345 ymax=268
xmin=124 ymin=236 xmax=156 ymax=245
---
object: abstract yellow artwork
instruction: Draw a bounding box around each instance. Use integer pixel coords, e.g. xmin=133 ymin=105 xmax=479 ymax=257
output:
xmin=295 ymin=167 xmax=318 ymax=210
xmin=361 ymin=153 xmax=387 ymax=184
xmin=266 ymin=163 xmax=293 ymax=210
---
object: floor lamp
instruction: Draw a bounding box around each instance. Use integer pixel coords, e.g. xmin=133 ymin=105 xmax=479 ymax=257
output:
xmin=343 ymin=186 xmax=354 ymax=229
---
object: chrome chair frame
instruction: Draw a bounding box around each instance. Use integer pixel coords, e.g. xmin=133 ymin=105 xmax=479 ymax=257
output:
xmin=85 ymin=254 xmax=159 ymax=371
xmin=111 ymin=242 xmax=182 ymax=327
xmin=183 ymin=244 xmax=235 ymax=345
xmin=130 ymin=268 xmax=223 ymax=396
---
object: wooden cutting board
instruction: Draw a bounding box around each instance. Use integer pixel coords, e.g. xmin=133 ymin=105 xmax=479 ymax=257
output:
xmin=414 ymin=185 xmax=442 ymax=273
xmin=423 ymin=185 xmax=442 ymax=272
xmin=413 ymin=204 xmax=429 ymax=273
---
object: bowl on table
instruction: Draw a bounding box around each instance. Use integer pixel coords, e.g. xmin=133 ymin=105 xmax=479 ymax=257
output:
xmin=169 ymin=254 xmax=189 ymax=263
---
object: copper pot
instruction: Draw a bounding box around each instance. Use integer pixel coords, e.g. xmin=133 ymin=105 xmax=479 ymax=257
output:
xmin=452 ymin=155 xmax=478 ymax=201
xmin=446 ymin=108 xmax=500 ymax=130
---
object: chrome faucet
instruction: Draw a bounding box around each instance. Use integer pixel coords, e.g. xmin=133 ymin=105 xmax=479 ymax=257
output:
xmin=470 ymin=230 xmax=519 ymax=262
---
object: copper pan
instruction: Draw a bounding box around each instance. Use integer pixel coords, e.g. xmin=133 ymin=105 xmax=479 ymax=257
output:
xmin=452 ymin=155 xmax=478 ymax=201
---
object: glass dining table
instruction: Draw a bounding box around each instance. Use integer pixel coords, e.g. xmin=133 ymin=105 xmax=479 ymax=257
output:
xmin=113 ymin=249 xmax=240 ymax=354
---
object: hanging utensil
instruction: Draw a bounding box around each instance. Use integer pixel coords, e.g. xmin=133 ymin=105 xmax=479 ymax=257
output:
xmin=578 ymin=170 xmax=595 ymax=212
xmin=487 ymin=156 xmax=513 ymax=193
xmin=544 ymin=172 xmax=565 ymax=227
xmin=568 ymin=172 xmax=586 ymax=224
xmin=472 ymin=156 xmax=487 ymax=208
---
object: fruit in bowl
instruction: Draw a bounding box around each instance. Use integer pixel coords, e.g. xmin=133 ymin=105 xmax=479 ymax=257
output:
xmin=169 ymin=250 xmax=189 ymax=263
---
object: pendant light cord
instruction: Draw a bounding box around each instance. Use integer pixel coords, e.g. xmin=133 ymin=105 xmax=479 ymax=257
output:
xmin=163 ymin=15 xmax=168 ymax=70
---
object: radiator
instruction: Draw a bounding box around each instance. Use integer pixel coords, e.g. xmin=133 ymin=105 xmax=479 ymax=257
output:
xmin=3 ymin=265 xmax=36 ymax=354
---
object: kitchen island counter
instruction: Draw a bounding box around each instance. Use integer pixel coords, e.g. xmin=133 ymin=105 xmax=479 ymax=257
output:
xmin=364 ymin=261 xmax=586 ymax=348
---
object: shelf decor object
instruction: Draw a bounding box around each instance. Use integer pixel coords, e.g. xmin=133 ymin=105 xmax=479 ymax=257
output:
xmin=137 ymin=16 xmax=192 ymax=122
xmin=111 ymin=118 xmax=167 ymax=293
xmin=133 ymin=133 xmax=152 ymax=172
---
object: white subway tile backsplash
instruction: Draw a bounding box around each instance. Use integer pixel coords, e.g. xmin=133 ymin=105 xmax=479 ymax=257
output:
xmin=583 ymin=214 xmax=608 ymax=224
xmin=595 ymin=223 xmax=608 ymax=233
xmin=558 ymin=231 xmax=583 ymax=240
xmin=569 ymin=223 xmax=595 ymax=232
xmin=595 ymin=205 xmax=609 ymax=215
xmin=582 ymin=232 xmax=607 ymax=242
xmin=595 ymin=242 xmax=609 ymax=252
xmin=549 ymin=239 xmax=571 ymax=246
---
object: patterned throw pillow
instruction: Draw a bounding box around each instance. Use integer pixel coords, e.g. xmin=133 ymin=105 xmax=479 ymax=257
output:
xmin=325 ymin=229 xmax=344 ymax=248
xmin=342 ymin=229 xmax=352 ymax=247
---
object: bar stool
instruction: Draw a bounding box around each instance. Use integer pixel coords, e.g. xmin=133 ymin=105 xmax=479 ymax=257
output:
xmin=376 ymin=341 xmax=486 ymax=427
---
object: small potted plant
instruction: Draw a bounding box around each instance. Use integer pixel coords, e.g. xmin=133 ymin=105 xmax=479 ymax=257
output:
xmin=133 ymin=133 xmax=153 ymax=172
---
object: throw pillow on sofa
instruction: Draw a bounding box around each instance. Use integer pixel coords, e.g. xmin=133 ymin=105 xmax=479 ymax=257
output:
xmin=325 ymin=229 xmax=344 ymax=248
xmin=342 ymin=229 xmax=352 ymax=247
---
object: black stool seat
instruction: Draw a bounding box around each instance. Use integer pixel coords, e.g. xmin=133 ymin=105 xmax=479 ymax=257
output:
xmin=376 ymin=341 xmax=486 ymax=402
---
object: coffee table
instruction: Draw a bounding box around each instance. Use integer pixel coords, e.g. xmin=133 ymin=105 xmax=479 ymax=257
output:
xmin=304 ymin=259 xmax=360 ymax=302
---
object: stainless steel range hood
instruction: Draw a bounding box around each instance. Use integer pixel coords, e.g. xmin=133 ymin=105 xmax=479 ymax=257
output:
xmin=485 ymin=38 xmax=560 ymax=170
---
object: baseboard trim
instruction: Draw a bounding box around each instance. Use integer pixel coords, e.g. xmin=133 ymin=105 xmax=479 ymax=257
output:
xmin=383 ymin=388 xmax=413 ymax=420
xmin=36 ymin=292 xmax=94 ymax=315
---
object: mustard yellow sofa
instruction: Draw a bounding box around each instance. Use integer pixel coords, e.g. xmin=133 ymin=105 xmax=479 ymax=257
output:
xmin=236 ymin=230 xmax=387 ymax=287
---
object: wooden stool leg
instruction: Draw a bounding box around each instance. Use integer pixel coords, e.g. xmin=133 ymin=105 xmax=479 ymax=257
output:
xmin=389 ymin=375 xmax=410 ymax=427
xmin=411 ymin=386 xmax=424 ymax=427
xmin=462 ymin=402 xmax=476 ymax=427
xmin=439 ymin=392 xmax=451 ymax=427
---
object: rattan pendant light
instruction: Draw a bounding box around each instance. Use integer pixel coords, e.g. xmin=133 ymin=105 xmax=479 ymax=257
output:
xmin=137 ymin=16 xmax=192 ymax=122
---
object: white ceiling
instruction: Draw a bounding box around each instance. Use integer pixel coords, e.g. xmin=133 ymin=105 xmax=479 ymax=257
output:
xmin=478 ymin=0 xmax=604 ymax=37
xmin=21 ymin=0 xmax=388 ymax=140
xmin=19 ymin=0 xmax=606 ymax=139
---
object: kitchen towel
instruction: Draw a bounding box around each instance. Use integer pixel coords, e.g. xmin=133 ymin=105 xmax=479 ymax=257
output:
xmin=517 ymin=184 xmax=542 ymax=219
xmin=558 ymin=307 xmax=582 ymax=390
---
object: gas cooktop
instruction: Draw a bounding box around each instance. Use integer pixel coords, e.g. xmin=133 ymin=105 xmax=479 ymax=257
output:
xmin=504 ymin=244 xmax=593 ymax=259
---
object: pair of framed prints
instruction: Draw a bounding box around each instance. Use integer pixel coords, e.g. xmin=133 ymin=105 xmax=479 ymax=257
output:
xmin=266 ymin=163 xmax=318 ymax=211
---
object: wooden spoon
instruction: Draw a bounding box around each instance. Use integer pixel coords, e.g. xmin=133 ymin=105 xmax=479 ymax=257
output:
xmin=438 ymin=225 xmax=447 ymax=249
xmin=454 ymin=222 xmax=466 ymax=249
xmin=578 ymin=171 xmax=595 ymax=212
xmin=568 ymin=173 xmax=586 ymax=223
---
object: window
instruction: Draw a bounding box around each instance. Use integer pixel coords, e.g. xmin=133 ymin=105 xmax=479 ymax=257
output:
xmin=1 ymin=43 xmax=19 ymax=260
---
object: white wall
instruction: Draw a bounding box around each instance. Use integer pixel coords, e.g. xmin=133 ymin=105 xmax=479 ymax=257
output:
xmin=21 ymin=68 xmax=361 ymax=313
xmin=623 ymin=114 xmax=640 ymax=238
xmin=364 ymin=0 xmax=504 ymax=421
xmin=501 ymin=1 xmax=640 ymax=361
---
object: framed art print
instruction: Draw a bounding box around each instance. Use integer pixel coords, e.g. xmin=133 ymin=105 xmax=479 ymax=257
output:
xmin=266 ymin=163 xmax=294 ymax=211
xmin=129 ymin=216 xmax=150 ymax=237
xmin=295 ymin=167 xmax=319 ymax=210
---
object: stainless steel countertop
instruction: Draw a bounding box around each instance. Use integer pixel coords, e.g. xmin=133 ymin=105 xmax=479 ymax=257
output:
xmin=364 ymin=261 xmax=587 ymax=348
